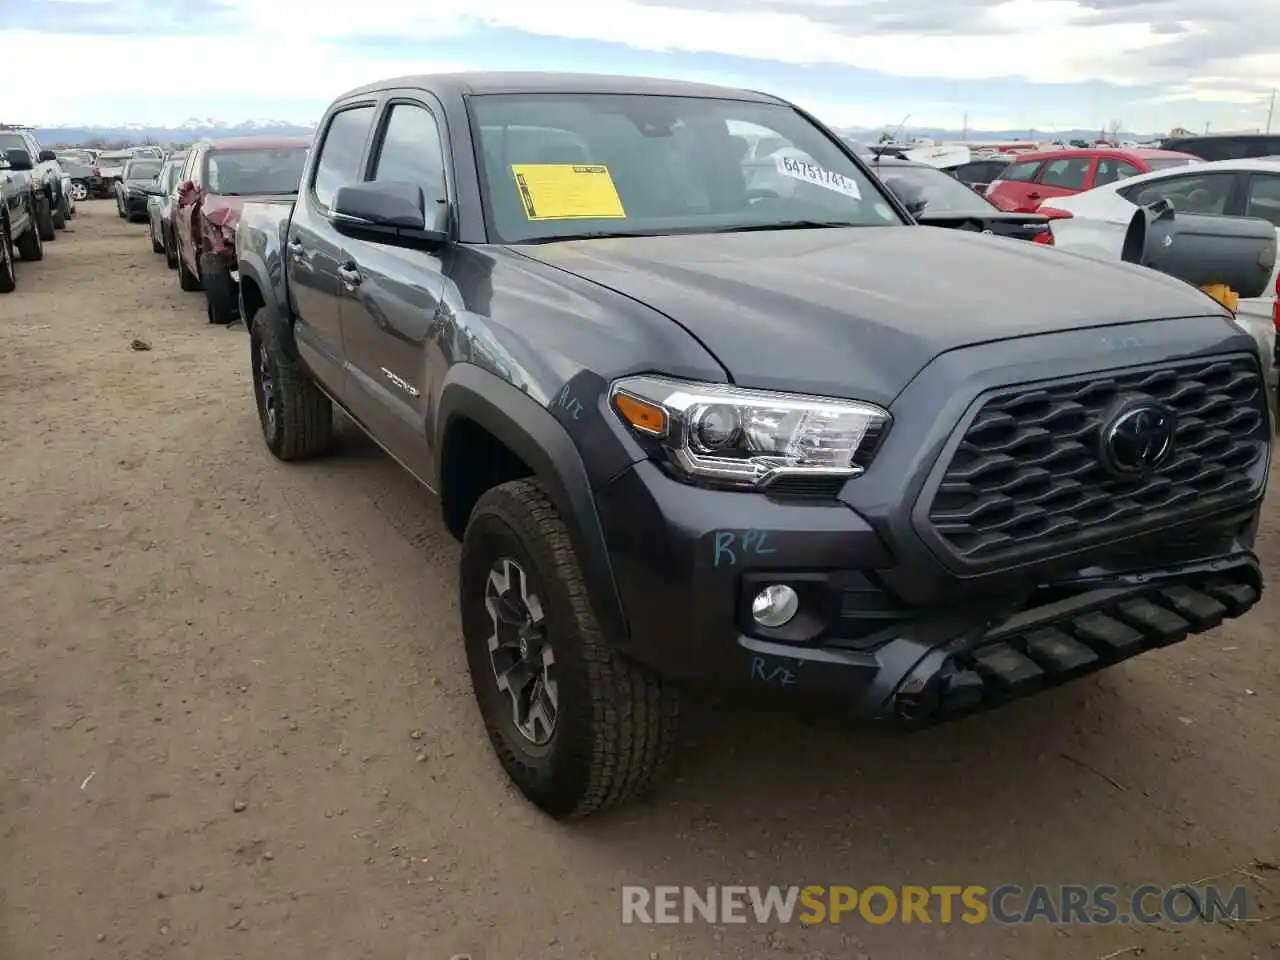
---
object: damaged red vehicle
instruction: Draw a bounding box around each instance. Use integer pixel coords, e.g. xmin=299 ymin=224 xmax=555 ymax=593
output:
xmin=173 ymin=136 xmax=310 ymax=324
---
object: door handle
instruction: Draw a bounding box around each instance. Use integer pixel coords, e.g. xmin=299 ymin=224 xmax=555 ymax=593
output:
xmin=337 ymin=264 xmax=362 ymax=288
xmin=1027 ymin=191 xmax=1041 ymax=200
xmin=287 ymin=237 xmax=307 ymax=261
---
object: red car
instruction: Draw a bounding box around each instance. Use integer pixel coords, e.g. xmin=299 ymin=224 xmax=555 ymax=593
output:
xmin=985 ymin=147 xmax=1200 ymax=213
xmin=173 ymin=136 xmax=310 ymax=324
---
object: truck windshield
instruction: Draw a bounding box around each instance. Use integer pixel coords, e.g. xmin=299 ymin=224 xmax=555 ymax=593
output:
xmin=468 ymin=93 xmax=903 ymax=243
xmin=874 ymin=163 xmax=996 ymax=216
xmin=205 ymin=147 xmax=308 ymax=196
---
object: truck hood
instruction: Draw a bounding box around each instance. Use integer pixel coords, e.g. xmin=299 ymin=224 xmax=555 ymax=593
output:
xmin=510 ymin=226 xmax=1220 ymax=405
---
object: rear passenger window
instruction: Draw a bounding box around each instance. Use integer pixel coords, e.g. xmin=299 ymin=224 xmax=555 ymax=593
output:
xmin=1002 ymin=160 xmax=1040 ymax=182
xmin=312 ymin=105 xmax=376 ymax=209
xmin=1093 ymin=159 xmax=1140 ymax=186
xmin=1040 ymin=158 xmax=1091 ymax=189
xmin=1245 ymin=175 xmax=1280 ymax=226
xmin=371 ymin=104 xmax=446 ymax=201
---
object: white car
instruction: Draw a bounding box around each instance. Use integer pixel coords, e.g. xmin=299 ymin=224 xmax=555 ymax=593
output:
xmin=1046 ymin=157 xmax=1280 ymax=361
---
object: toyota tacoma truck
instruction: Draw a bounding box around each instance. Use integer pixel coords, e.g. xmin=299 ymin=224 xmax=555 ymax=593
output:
xmin=235 ymin=72 xmax=1271 ymax=820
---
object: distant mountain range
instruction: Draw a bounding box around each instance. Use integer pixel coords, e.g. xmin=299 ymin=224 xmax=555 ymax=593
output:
xmin=32 ymin=119 xmax=316 ymax=147
xmin=31 ymin=118 xmax=1177 ymax=148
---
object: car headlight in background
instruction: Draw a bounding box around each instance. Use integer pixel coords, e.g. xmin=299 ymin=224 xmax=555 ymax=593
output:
xmin=609 ymin=375 xmax=890 ymax=488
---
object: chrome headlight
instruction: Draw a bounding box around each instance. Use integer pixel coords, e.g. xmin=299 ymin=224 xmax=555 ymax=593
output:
xmin=609 ymin=375 xmax=890 ymax=488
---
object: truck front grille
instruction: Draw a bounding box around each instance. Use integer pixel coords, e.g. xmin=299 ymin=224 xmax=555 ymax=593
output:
xmin=920 ymin=355 xmax=1268 ymax=568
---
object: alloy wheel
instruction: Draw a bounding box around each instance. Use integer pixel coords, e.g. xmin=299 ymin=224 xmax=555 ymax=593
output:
xmin=485 ymin=557 xmax=558 ymax=745
xmin=69 ymin=181 xmax=88 ymax=201
xmin=255 ymin=339 xmax=277 ymax=437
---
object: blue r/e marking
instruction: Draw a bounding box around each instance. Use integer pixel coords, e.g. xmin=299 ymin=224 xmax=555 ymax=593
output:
xmin=750 ymin=656 xmax=798 ymax=686
xmin=712 ymin=529 xmax=777 ymax=567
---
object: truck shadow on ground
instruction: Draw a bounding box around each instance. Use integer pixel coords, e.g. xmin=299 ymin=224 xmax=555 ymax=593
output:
xmin=312 ymin=413 xmax=1234 ymax=907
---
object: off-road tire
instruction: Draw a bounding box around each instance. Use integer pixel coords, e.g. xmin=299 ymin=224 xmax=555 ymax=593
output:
xmin=35 ymin=196 xmax=56 ymax=241
xmin=51 ymin=196 xmax=66 ymax=230
xmin=0 ymin=218 xmax=16 ymax=293
xmin=150 ymin=221 xmax=164 ymax=254
xmin=15 ymin=212 xmax=43 ymax=262
xmin=461 ymin=479 xmax=681 ymax=819
xmin=177 ymin=246 xmax=201 ymax=291
xmin=116 ymin=194 xmax=126 ymax=218
xmin=250 ymin=307 xmax=333 ymax=460
xmin=163 ymin=226 xmax=179 ymax=270
xmin=201 ymin=253 xmax=238 ymax=324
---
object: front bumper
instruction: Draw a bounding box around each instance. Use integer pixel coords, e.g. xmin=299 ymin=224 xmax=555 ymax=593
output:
xmin=123 ymin=193 xmax=149 ymax=215
xmin=596 ymin=460 xmax=1262 ymax=727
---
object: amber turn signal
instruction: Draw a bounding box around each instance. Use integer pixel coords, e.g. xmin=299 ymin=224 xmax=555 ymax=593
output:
xmin=612 ymin=391 xmax=668 ymax=436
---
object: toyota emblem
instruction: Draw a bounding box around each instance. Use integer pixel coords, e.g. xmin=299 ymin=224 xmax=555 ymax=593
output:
xmin=1100 ymin=403 xmax=1176 ymax=476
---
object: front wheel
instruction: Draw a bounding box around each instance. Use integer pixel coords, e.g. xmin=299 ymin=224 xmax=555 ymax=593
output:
xmin=150 ymin=219 xmax=164 ymax=254
xmin=461 ymin=479 xmax=681 ymax=819
xmin=250 ymin=307 xmax=333 ymax=460
xmin=51 ymin=195 xmax=66 ymax=230
xmin=116 ymin=194 xmax=126 ymax=218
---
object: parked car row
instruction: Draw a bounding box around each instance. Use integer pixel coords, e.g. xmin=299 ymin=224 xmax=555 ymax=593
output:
xmin=0 ymin=128 xmax=77 ymax=294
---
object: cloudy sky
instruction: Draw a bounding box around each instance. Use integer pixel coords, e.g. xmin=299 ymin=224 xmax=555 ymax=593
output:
xmin=5 ymin=0 xmax=1279 ymax=133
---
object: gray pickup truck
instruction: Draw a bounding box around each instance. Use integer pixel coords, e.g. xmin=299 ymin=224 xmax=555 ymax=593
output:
xmin=236 ymin=72 xmax=1270 ymax=820
xmin=1 ymin=147 xmax=47 ymax=290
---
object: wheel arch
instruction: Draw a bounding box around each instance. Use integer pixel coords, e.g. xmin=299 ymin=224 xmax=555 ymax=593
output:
xmin=437 ymin=364 xmax=629 ymax=645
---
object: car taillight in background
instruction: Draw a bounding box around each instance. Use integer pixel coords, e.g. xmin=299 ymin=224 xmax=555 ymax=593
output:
xmin=1272 ymin=270 xmax=1280 ymax=335
xmin=1034 ymin=207 xmax=1072 ymax=246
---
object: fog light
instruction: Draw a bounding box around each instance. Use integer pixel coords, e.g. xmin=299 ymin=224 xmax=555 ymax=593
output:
xmin=752 ymin=584 xmax=799 ymax=628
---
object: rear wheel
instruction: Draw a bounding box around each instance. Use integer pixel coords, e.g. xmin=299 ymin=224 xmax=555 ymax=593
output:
xmin=251 ymin=306 xmax=333 ymax=460
xmin=69 ymin=180 xmax=89 ymax=202
xmin=51 ymin=195 xmax=66 ymax=230
xmin=201 ymin=254 xmax=238 ymax=323
xmin=0 ymin=218 xmax=16 ymax=293
xmin=35 ymin=196 xmax=56 ymax=241
xmin=177 ymin=243 xmax=201 ymax=291
xmin=163 ymin=225 xmax=179 ymax=270
xmin=15 ymin=214 xmax=43 ymax=262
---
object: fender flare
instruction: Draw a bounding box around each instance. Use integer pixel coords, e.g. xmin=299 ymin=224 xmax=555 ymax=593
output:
xmin=236 ymin=255 xmax=300 ymax=362
xmin=437 ymin=364 xmax=629 ymax=645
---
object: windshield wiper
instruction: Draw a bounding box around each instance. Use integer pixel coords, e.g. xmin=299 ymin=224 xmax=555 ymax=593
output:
xmin=522 ymin=230 xmax=662 ymax=243
xmin=707 ymin=220 xmax=867 ymax=233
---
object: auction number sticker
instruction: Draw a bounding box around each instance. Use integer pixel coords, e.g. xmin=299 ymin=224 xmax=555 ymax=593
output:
xmin=775 ymin=155 xmax=862 ymax=200
xmin=511 ymin=164 xmax=627 ymax=221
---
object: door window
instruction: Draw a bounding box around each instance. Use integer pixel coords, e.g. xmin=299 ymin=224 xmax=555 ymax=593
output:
xmin=1244 ymin=174 xmax=1280 ymax=227
xmin=1039 ymin=157 xmax=1092 ymax=189
xmin=1093 ymin=159 xmax=1140 ymax=186
xmin=371 ymin=104 xmax=447 ymax=201
xmin=311 ymin=105 xmax=376 ymax=209
xmin=1001 ymin=160 xmax=1041 ymax=182
xmin=1120 ymin=172 xmax=1235 ymax=214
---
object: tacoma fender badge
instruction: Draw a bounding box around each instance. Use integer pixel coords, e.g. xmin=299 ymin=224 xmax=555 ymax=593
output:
xmin=381 ymin=367 xmax=421 ymax=398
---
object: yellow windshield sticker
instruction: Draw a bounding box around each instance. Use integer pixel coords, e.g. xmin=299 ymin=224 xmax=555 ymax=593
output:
xmin=511 ymin=164 xmax=627 ymax=221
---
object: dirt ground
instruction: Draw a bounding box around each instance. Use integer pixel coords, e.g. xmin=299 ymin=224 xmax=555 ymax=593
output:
xmin=1 ymin=201 xmax=1278 ymax=960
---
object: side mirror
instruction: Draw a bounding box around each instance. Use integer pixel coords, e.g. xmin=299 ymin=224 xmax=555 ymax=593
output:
xmin=38 ymin=149 xmax=58 ymax=163
xmin=883 ymin=178 xmax=928 ymax=217
xmin=143 ymin=183 xmax=166 ymax=196
xmin=5 ymin=149 xmax=33 ymax=172
xmin=1122 ymin=199 xmax=1277 ymax=299
xmin=331 ymin=180 xmax=449 ymax=244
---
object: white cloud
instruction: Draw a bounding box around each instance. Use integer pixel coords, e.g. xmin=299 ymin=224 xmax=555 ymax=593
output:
xmin=6 ymin=0 xmax=1279 ymax=127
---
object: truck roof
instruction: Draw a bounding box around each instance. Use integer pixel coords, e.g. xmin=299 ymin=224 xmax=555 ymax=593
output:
xmin=338 ymin=71 xmax=785 ymax=104
xmin=201 ymin=136 xmax=311 ymax=151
